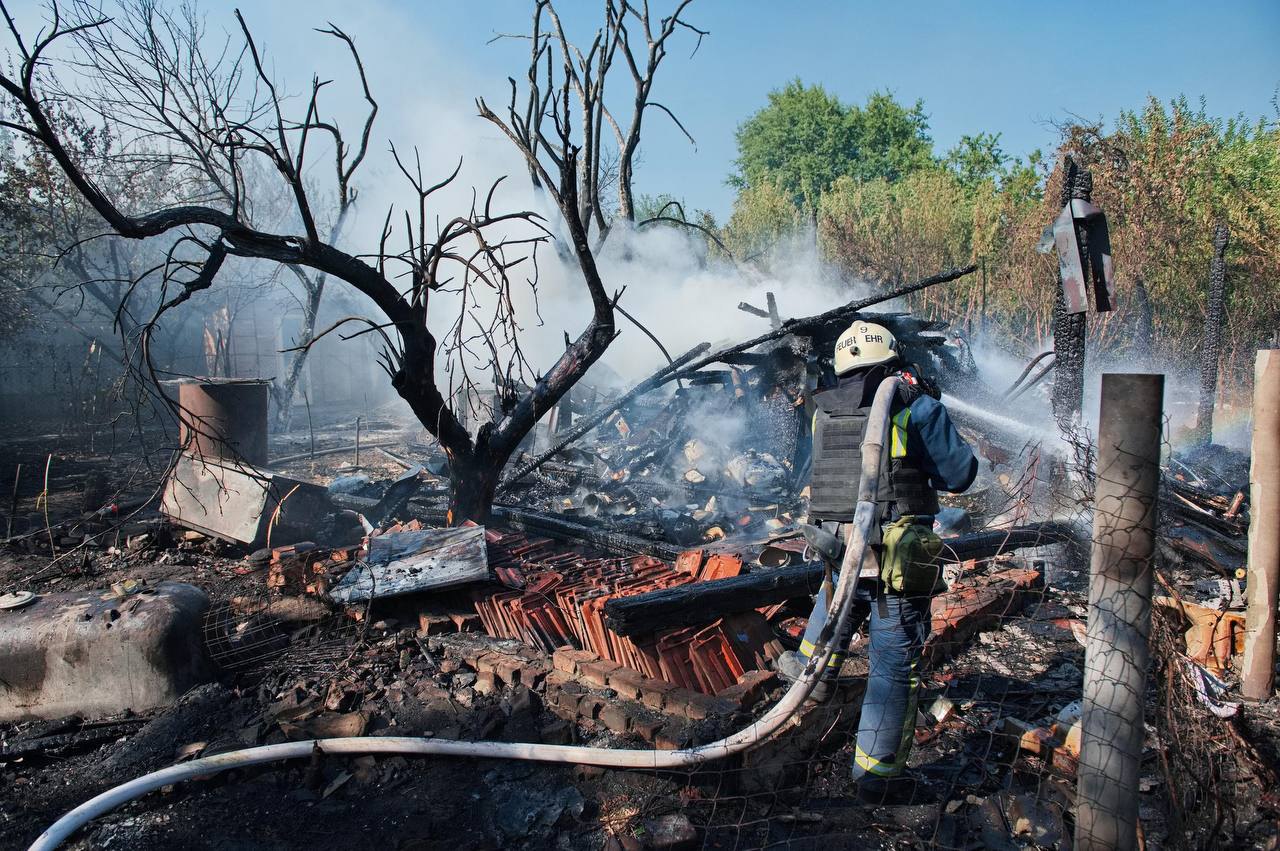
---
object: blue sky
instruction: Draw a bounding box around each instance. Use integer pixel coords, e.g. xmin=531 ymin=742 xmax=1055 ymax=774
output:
xmin=407 ymin=0 xmax=1280 ymax=219
xmin=10 ymin=0 xmax=1280 ymax=222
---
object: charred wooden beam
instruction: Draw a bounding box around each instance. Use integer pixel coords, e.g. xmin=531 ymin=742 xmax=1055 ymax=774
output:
xmin=604 ymin=521 xmax=1077 ymax=636
xmin=1052 ymin=155 xmax=1090 ymax=429
xmin=1193 ymin=220 xmax=1230 ymax=446
xmin=490 ymin=505 xmax=684 ymax=561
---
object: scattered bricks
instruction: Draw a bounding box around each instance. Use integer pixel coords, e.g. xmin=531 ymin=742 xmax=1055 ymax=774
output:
xmin=578 ymin=658 xmax=621 ymax=689
xmin=417 ymin=613 xmax=454 ymax=636
xmin=672 ymin=689 xmax=734 ymax=720
xmin=716 ymin=669 xmax=779 ymax=709
xmin=598 ymin=701 xmax=632 ymax=735
xmin=474 ymin=670 xmax=498 ymax=696
xmin=553 ymin=647 xmax=596 ymax=676
xmin=640 ymin=678 xmax=679 ymax=711
xmin=493 ymin=656 xmax=526 ymax=687
xmin=474 ymin=652 xmax=503 ymax=676
xmin=450 ymin=613 xmax=481 ymax=632
xmin=577 ymin=694 xmax=607 ymax=721
xmin=606 ymin=667 xmax=646 ymax=701
xmin=438 ymin=657 xmax=461 ymax=675
xmin=655 ymin=723 xmax=692 ymax=751
xmin=522 ymin=660 xmax=551 ymax=688
xmin=630 ymin=713 xmax=665 ymax=743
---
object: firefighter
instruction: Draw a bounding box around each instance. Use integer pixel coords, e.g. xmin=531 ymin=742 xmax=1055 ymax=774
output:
xmin=776 ymin=320 xmax=978 ymax=803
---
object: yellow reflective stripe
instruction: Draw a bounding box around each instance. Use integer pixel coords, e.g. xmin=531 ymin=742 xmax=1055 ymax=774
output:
xmin=890 ymin=409 xmax=911 ymax=458
xmin=798 ymin=640 xmax=844 ymax=664
xmin=855 ymin=745 xmax=899 ymax=777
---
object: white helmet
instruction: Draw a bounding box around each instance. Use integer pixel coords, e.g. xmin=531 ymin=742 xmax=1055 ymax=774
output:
xmin=833 ymin=321 xmax=898 ymax=375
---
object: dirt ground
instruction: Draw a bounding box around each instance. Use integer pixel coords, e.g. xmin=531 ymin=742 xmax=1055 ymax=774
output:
xmin=3 ymin=430 xmax=1280 ymax=850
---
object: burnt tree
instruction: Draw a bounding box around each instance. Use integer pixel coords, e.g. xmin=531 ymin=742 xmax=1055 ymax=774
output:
xmin=0 ymin=0 xmax=702 ymax=523
xmin=1051 ymin=154 xmax=1091 ymax=429
xmin=1193 ymin=220 xmax=1229 ymax=446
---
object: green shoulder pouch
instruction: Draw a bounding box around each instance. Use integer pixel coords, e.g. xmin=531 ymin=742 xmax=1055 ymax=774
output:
xmin=879 ymin=516 xmax=944 ymax=596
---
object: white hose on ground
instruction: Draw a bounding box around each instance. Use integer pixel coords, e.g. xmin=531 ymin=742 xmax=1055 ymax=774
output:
xmin=29 ymin=379 xmax=902 ymax=851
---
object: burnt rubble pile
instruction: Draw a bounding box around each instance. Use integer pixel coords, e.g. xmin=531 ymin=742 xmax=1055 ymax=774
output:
xmin=4 ymin=301 xmax=1274 ymax=850
xmin=505 ymin=311 xmax=972 ymax=549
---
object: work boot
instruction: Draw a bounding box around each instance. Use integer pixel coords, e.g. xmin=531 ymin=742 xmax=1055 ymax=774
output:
xmin=775 ymin=650 xmax=833 ymax=703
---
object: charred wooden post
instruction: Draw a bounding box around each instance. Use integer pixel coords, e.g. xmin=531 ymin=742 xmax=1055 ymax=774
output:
xmin=1077 ymin=373 xmax=1164 ymax=851
xmin=1241 ymin=349 xmax=1280 ymax=701
xmin=1051 ymin=156 xmax=1091 ymax=429
xmin=1193 ymin=220 xmax=1230 ymax=446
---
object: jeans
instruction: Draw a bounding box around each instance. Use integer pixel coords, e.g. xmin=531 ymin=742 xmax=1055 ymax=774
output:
xmin=798 ymin=571 xmax=931 ymax=780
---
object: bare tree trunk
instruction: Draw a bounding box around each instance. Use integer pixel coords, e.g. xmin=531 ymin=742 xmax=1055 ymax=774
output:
xmin=1052 ymin=155 xmax=1090 ymax=430
xmin=447 ymin=447 xmax=501 ymax=525
xmin=273 ymin=272 xmax=327 ymax=430
xmin=1193 ymin=220 xmax=1229 ymax=446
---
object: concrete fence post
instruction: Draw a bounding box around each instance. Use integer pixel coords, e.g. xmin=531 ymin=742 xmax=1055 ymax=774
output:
xmin=1242 ymin=349 xmax=1280 ymax=701
xmin=1076 ymin=373 xmax=1164 ymax=851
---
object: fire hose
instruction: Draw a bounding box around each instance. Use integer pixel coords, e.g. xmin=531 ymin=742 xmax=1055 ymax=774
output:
xmin=28 ymin=377 xmax=903 ymax=851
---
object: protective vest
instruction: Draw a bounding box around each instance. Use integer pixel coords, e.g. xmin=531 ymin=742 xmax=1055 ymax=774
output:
xmin=808 ymin=376 xmax=940 ymax=522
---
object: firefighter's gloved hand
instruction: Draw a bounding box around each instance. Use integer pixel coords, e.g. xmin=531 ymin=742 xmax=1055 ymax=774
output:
xmin=898 ymin=364 xmax=941 ymax=402
xmin=800 ymin=523 xmax=844 ymax=567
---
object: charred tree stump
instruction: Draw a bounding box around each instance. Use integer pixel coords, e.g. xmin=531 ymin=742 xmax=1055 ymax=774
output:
xmin=1193 ymin=220 xmax=1230 ymax=446
xmin=1051 ymin=156 xmax=1091 ymax=430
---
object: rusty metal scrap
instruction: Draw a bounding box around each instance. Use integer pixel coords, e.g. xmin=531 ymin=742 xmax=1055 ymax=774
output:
xmin=1041 ymin=197 xmax=1115 ymax=315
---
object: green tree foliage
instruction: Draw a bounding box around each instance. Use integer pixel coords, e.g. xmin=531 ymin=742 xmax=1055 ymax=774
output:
xmin=730 ymin=85 xmax=1276 ymax=396
xmin=945 ymin=132 xmax=1009 ymax=188
xmin=732 ymin=81 xmax=855 ymax=212
xmin=733 ymin=83 xmax=934 ymax=212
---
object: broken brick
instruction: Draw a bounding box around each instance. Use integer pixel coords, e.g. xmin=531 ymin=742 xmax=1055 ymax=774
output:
xmin=655 ymin=723 xmax=691 ymax=751
xmin=598 ymin=701 xmax=631 ymax=735
xmin=474 ymin=670 xmax=498 ymax=696
xmin=493 ymin=655 xmax=525 ymax=686
xmin=640 ymin=678 xmax=678 ymax=711
xmin=577 ymin=694 xmax=607 ymax=721
xmin=552 ymin=647 xmax=596 ymax=676
xmin=606 ymin=666 xmax=645 ymax=701
xmin=630 ymin=713 xmax=664 ymax=742
xmin=716 ymin=669 xmax=779 ymax=709
xmin=578 ymin=658 xmax=621 ymax=689
xmin=417 ymin=613 xmax=454 ymax=636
